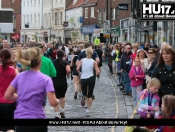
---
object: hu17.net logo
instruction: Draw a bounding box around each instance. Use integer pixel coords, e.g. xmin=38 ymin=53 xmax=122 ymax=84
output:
xmin=141 ymin=2 xmax=175 ymax=21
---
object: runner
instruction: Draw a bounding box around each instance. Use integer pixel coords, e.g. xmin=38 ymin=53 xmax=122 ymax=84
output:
xmin=0 ymin=49 xmax=18 ymax=132
xmin=52 ymin=50 xmax=71 ymax=118
xmin=70 ymin=50 xmax=82 ymax=100
xmin=5 ymin=47 xmax=58 ymax=132
xmin=76 ymin=47 xmax=100 ymax=116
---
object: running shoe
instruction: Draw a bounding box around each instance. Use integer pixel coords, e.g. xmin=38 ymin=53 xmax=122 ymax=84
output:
xmin=78 ymin=94 xmax=82 ymax=100
xmin=81 ymin=96 xmax=85 ymax=106
xmin=86 ymin=110 xmax=90 ymax=117
xmin=74 ymin=92 xmax=78 ymax=100
xmin=55 ymin=114 xmax=59 ymax=119
xmin=84 ymin=103 xmax=88 ymax=108
xmin=60 ymin=112 xmax=65 ymax=118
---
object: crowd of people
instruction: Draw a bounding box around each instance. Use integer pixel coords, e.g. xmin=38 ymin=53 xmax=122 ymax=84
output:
xmin=0 ymin=38 xmax=175 ymax=132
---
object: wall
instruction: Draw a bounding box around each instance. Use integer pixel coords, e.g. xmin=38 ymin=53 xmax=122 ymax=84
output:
xmin=2 ymin=0 xmax=11 ymax=8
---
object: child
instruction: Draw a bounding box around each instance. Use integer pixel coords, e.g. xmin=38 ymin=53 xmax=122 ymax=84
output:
xmin=129 ymin=57 xmax=145 ymax=109
xmin=148 ymin=95 xmax=175 ymax=132
xmin=138 ymin=78 xmax=161 ymax=119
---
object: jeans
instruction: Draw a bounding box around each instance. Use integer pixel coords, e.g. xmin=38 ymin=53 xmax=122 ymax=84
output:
xmin=123 ymin=73 xmax=131 ymax=94
xmin=131 ymin=85 xmax=142 ymax=108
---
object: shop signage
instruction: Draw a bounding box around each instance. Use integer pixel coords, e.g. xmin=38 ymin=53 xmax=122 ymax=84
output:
xmin=81 ymin=25 xmax=98 ymax=34
xmin=118 ymin=4 xmax=128 ymax=10
xmin=94 ymin=29 xmax=103 ymax=37
xmin=103 ymin=33 xmax=110 ymax=38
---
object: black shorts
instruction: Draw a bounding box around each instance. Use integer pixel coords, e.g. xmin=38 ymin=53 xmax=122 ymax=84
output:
xmin=53 ymin=81 xmax=67 ymax=99
xmin=0 ymin=102 xmax=16 ymax=131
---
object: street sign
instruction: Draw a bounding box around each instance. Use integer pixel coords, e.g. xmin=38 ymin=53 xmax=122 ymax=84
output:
xmin=104 ymin=20 xmax=110 ymax=33
xmin=94 ymin=29 xmax=103 ymax=37
xmin=103 ymin=33 xmax=110 ymax=38
xmin=63 ymin=22 xmax=68 ymax=27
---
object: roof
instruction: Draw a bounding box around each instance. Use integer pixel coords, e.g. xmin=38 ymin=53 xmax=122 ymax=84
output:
xmin=66 ymin=0 xmax=85 ymax=10
xmin=85 ymin=0 xmax=97 ymax=4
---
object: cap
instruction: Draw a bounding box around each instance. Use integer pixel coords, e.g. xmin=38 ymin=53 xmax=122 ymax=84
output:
xmin=151 ymin=44 xmax=158 ymax=48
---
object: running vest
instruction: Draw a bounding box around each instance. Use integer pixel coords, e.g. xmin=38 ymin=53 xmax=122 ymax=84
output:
xmin=115 ymin=50 xmax=119 ymax=62
xmin=81 ymin=58 xmax=94 ymax=79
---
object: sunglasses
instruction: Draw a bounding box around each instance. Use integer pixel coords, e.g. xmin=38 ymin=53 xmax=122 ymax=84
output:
xmin=148 ymin=52 xmax=153 ymax=54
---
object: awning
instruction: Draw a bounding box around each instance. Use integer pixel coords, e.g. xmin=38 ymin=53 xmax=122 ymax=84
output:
xmin=137 ymin=26 xmax=153 ymax=32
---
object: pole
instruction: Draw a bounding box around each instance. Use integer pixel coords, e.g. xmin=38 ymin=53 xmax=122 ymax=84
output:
xmin=106 ymin=0 xmax=108 ymax=20
xmin=50 ymin=28 xmax=51 ymax=42
xmin=0 ymin=0 xmax=1 ymax=9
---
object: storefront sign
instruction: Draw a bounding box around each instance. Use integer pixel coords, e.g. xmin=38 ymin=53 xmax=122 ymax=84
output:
xmin=118 ymin=4 xmax=128 ymax=10
xmin=103 ymin=33 xmax=110 ymax=38
xmin=81 ymin=25 xmax=98 ymax=34
xmin=94 ymin=29 xmax=103 ymax=37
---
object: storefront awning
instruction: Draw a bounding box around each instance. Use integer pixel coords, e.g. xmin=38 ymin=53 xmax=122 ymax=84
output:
xmin=137 ymin=26 xmax=153 ymax=32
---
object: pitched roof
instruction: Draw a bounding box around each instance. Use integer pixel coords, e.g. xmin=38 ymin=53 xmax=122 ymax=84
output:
xmin=66 ymin=0 xmax=85 ymax=10
xmin=85 ymin=0 xmax=97 ymax=4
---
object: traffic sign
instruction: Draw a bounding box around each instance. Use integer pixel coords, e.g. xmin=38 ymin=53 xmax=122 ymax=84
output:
xmin=94 ymin=29 xmax=103 ymax=37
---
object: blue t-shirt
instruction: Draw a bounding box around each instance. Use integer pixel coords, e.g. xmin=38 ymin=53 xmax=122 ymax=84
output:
xmin=77 ymin=50 xmax=99 ymax=61
xmin=17 ymin=62 xmax=21 ymax=68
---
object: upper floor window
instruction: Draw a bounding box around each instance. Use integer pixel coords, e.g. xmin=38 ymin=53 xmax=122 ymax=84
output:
xmin=60 ymin=11 xmax=63 ymax=25
xmin=85 ymin=8 xmax=88 ymax=18
xmin=23 ymin=1 xmax=25 ymax=7
xmin=30 ymin=0 xmax=32 ymax=6
xmin=111 ymin=8 xmax=115 ymax=20
xmin=73 ymin=0 xmax=77 ymax=5
xmin=38 ymin=0 xmax=40 ymax=6
xmin=34 ymin=0 xmax=36 ymax=6
xmin=115 ymin=7 xmax=119 ymax=19
xmin=98 ymin=10 xmax=102 ymax=20
xmin=91 ymin=7 xmax=94 ymax=18
xmin=27 ymin=1 xmax=29 ymax=6
xmin=103 ymin=9 xmax=106 ymax=21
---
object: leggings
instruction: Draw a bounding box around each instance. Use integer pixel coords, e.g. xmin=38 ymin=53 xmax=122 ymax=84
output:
xmin=15 ymin=126 xmax=47 ymax=132
xmin=81 ymin=76 xmax=95 ymax=98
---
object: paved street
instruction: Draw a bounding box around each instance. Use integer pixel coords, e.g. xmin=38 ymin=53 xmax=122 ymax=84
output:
xmin=44 ymin=65 xmax=138 ymax=132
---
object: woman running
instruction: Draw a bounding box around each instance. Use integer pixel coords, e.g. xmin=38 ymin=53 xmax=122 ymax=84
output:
xmin=52 ymin=50 xmax=71 ymax=118
xmin=76 ymin=47 xmax=100 ymax=117
xmin=5 ymin=47 xmax=58 ymax=132
xmin=0 ymin=49 xmax=18 ymax=132
xmin=70 ymin=50 xmax=81 ymax=100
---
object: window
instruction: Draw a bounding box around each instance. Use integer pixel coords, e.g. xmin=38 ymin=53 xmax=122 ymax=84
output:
xmin=34 ymin=14 xmax=36 ymax=27
xmin=27 ymin=15 xmax=29 ymax=23
xmin=44 ymin=14 xmax=47 ymax=27
xmin=23 ymin=1 xmax=25 ymax=7
xmin=103 ymin=9 xmax=106 ymax=21
xmin=30 ymin=0 xmax=32 ymax=6
xmin=23 ymin=15 xmax=25 ymax=25
xmin=38 ymin=0 xmax=40 ymax=6
xmin=55 ymin=12 xmax=59 ymax=25
xmin=98 ymin=10 xmax=102 ymax=20
xmin=73 ymin=0 xmax=77 ymax=5
xmin=30 ymin=15 xmax=32 ymax=27
xmin=111 ymin=8 xmax=115 ymax=20
xmin=38 ymin=14 xmax=40 ymax=27
xmin=115 ymin=7 xmax=119 ymax=19
xmin=85 ymin=8 xmax=88 ymax=18
xmin=52 ymin=12 xmax=55 ymax=25
xmin=34 ymin=0 xmax=36 ymax=6
xmin=27 ymin=1 xmax=29 ymax=6
xmin=60 ymin=11 xmax=63 ymax=25
xmin=91 ymin=7 xmax=94 ymax=17
xmin=13 ymin=16 xmax=16 ymax=29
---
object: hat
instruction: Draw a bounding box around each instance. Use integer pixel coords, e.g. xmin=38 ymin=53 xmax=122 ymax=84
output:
xmin=151 ymin=44 xmax=158 ymax=48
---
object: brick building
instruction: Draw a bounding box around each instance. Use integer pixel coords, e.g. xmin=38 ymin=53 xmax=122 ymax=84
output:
xmin=1 ymin=0 xmax=12 ymax=8
xmin=11 ymin=0 xmax=21 ymax=42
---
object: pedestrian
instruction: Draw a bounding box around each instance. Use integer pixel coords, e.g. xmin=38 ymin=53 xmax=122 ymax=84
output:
xmin=111 ymin=44 xmax=117 ymax=76
xmin=121 ymin=45 xmax=132 ymax=96
xmin=152 ymin=46 xmax=175 ymax=105
xmin=147 ymin=95 xmax=175 ymax=132
xmin=76 ymin=47 xmax=100 ymax=116
xmin=129 ymin=57 xmax=145 ymax=109
xmin=68 ymin=48 xmax=74 ymax=82
xmin=70 ymin=50 xmax=82 ymax=100
xmin=5 ymin=47 xmax=58 ymax=132
xmin=52 ymin=50 xmax=71 ymax=118
xmin=138 ymin=78 xmax=161 ymax=119
xmin=0 ymin=49 xmax=18 ymax=132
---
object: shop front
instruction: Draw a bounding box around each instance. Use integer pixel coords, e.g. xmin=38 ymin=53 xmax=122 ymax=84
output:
xmin=70 ymin=30 xmax=81 ymax=42
xmin=81 ymin=25 xmax=98 ymax=42
xmin=111 ymin=26 xmax=120 ymax=43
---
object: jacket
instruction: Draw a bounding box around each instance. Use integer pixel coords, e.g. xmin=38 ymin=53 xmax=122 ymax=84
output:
xmin=129 ymin=66 xmax=145 ymax=87
xmin=121 ymin=51 xmax=132 ymax=73
xmin=147 ymin=57 xmax=158 ymax=77
xmin=151 ymin=63 xmax=175 ymax=98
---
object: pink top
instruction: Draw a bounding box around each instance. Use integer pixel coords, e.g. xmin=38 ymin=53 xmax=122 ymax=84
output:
xmin=129 ymin=66 xmax=145 ymax=87
xmin=131 ymin=52 xmax=137 ymax=66
xmin=0 ymin=65 xmax=16 ymax=103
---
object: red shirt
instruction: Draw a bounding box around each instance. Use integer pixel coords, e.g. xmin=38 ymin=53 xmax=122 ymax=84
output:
xmin=0 ymin=65 xmax=16 ymax=103
xmin=52 ymin=50 xmax=57 ymax=58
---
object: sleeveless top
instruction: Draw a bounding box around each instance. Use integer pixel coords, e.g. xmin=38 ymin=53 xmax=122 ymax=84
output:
xmin=0 ymin=65 xmax=16 ymax=103
xmin=81 ymin=58 xmax=94 ymax=79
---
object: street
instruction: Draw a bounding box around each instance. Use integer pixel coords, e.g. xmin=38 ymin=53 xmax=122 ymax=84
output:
xmin=45 ymin=65 xmax=136 ymax=132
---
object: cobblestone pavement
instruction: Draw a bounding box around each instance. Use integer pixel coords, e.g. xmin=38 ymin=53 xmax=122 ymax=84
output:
xmin=45 ymin=64 xmax=139 ymax=132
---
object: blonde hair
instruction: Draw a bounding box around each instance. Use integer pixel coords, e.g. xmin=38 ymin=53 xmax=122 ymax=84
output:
xmin=147 ymin=78 xmax=161 ymax=90
xmin=162 ymin=95 xmax=175 ymax=118
xmin=17 ymin=47 xmax=42 ymax=68
xmin=132 ymin=43 xmax=139 ymax=49
xmin=86 ymin=47 xmax=93 ymax=57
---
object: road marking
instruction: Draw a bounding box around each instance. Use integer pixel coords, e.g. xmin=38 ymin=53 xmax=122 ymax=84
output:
xmin=101 ymin=67 xmax=119 ymax=132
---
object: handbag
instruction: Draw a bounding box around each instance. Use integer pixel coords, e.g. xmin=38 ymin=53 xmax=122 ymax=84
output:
xmin=124 ymin=90 xmax=151 ymax=132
